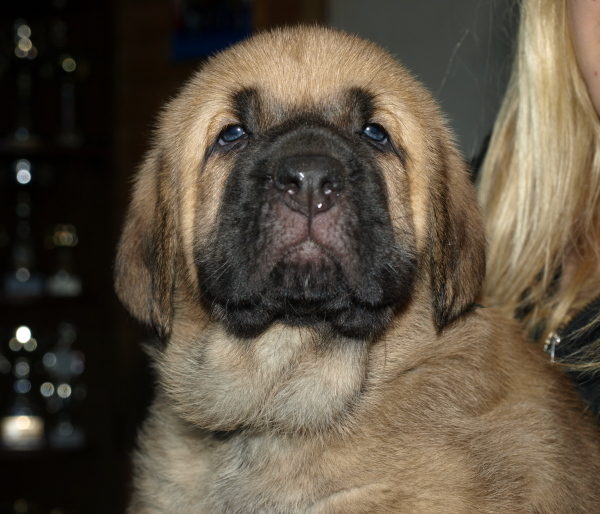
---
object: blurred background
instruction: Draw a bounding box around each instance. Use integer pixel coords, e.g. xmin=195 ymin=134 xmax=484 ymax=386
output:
xmin=0 ymin=1 xmax=515 ymax=512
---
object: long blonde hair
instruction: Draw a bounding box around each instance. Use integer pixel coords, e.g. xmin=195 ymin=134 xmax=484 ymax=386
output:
xmin=477 ymin=0 xmax=600 ymax=359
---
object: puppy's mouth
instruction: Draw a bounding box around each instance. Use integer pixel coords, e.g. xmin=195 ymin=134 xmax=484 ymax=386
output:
xmin=282 ymin=240 xmax=332 ymax=267
xmin=270 ymin=242 xmax=343 ymax=304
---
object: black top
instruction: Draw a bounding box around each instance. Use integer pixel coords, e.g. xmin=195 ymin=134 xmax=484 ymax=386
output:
xmin=553 ymin=296 xmax=600 ymax=418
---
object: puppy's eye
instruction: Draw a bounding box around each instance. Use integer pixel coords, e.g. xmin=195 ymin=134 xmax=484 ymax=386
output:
xmin=218 ymin=125 xmax=247 ymax=145
xmin=362 ymin=123 xmax=388 ymax=144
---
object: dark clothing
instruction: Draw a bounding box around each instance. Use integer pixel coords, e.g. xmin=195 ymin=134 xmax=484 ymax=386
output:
xmin=554 ymin=296 xmax=600 ymax=418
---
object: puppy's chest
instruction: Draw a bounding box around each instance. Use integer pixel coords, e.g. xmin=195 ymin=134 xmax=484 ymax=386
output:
xmin=207 ymin=433 xmax=333 ymax=513
xmin=204 ymin=431 xmax=483 ymax=514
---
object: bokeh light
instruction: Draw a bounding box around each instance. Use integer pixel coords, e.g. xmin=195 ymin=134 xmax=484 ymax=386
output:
xmin=15 ymin=326 xmax=31 ymax=343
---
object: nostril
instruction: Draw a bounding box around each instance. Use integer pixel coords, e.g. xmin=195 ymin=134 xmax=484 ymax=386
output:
xmin=321 ymin=180 xmax=343 ymax=196
xmin=274 ymin=167 xmax=305 ymax=193
xmin=320 ymin=167 xmax=345 ymax=194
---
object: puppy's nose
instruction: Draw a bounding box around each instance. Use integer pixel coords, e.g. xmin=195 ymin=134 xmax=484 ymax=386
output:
xmin=273 ymin=155 xmax=345 ymax=217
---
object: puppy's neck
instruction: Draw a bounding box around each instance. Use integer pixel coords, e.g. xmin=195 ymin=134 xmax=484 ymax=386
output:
xmin=158 ymin=323 xmax=371 ymax=434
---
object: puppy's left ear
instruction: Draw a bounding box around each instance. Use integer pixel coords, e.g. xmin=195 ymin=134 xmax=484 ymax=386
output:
xmin=114 ymin=150 xmax=176 ymax=341
xmin=428 ymin=142 xmax=486 ymax=330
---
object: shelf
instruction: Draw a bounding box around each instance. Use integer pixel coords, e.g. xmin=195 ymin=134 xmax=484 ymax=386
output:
xmin=0 ymin=290 xmax=99 ymax=304
xmin=0 ymin=141 xmax=105 ymax=160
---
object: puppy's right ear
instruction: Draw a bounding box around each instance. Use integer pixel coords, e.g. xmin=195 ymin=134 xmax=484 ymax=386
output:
xmin=114 ymin=150 xmax=176 ymax=341
xmin=427 ymin=140 xmax=486 ymax=331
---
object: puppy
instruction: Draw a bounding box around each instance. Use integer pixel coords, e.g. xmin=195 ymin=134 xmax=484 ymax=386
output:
xmin=115 ymin=26 xmax=600 ymax=513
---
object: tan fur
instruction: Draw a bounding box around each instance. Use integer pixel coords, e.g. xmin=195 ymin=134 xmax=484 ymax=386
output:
xmin=115 ymin=27 xmax=600 ymax=513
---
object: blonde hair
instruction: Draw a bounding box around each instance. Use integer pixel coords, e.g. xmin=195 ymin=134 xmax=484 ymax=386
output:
xmin=477 ymin=0 xmax=600 ymax=360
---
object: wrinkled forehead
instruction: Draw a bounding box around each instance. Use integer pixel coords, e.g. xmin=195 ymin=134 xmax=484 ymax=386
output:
xmin=227 ymin=86 xmax=378 ymax=133
xmin=196 ymin=28 xmax=410 ymax=119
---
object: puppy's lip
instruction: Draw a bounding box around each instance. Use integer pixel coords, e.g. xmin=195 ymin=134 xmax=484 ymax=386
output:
xmin=282 ymin=240 xmax=333 ymax=267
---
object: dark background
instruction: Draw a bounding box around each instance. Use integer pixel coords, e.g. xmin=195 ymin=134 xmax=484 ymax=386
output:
xmin=0 ymin=1 xmax=325 ymax=512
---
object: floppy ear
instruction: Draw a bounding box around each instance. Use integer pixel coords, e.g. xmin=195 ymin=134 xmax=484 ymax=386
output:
xmin=114 ymin=149 xmax=176 ymax=341
xmin=428 ymin=140 xmax=486 ymax=330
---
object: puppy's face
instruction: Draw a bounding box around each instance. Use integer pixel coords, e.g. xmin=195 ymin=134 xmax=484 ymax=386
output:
xmin=115 ymin=27 xmax=485 ymax=432
xmin=198 ymin=85 xmax=416 ymax=340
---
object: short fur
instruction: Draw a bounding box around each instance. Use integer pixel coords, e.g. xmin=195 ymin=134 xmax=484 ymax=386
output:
xmin=115 ymin=27 xmax=600 ymax=513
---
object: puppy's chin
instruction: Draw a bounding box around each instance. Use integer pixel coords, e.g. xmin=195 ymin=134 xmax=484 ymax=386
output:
xmin=160 ymin=324 xmax=370 ymax=434
xmin=199 ymin=232 xmax=415 ymax=340
xmin=208 ymin=258 xmax=406 ymax=341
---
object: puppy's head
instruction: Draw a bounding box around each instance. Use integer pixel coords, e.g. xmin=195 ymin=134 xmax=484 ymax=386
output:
xmin=115 ymin=26 xmax=485 ymax=344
